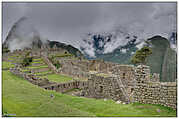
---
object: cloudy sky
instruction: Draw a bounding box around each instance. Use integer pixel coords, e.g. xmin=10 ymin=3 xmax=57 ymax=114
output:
xmin=2 ymin=2 xmax=177 ymax=52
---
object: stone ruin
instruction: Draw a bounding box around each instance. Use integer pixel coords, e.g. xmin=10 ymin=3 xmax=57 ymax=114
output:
xmin=56 ymin=59 xmax=176 ymax=109
xmin=5 ymin=48 xmax=177 ymax=110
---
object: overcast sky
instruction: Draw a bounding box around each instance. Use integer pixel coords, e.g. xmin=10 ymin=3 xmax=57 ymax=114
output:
xmin=2 ymin=2 xmax=177 ymax=49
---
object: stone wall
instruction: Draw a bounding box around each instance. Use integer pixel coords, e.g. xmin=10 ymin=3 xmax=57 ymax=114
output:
xmin=133 ymin=82 xmax=177 ymax=109
xmin=81 ymin=73 xmax=131 ymax=102
xmin=8 ymin=52 xmax=177 ymax=110
xmin=10 ymin=67 xmax=54 ymax=87
xmin=133 ymin=65 xmax=177 ymax=110
xmin=42 ymin=80 xmax=88 ymax=93
xmin=10 ymin=67 xmax=87 ymax=93
xmin=41 ymin=55 xmax=58 ymax=74
xmin=59 ymin=59 xmax=136 ymax=84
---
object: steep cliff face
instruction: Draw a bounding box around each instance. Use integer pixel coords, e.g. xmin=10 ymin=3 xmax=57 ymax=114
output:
xmin=146 ymin=36 xmax=177 ymax=82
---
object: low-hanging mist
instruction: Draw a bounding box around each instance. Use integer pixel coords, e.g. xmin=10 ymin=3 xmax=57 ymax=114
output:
xmin=3 ymin=2 xmax=176 ymax=56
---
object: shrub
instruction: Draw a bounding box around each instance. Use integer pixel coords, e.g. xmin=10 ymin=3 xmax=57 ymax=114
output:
xmin=21 ymin=57 xmax=33 ymax=67
xmin=131 ymin=46 xmax=152 ymax=65
xmin=49 ymin=56 xmax=61 ymax=69
xmin=2 ymin=47 xmax=10 ymax=53
xmin=21 ymin=52 xmax=33 ymax=67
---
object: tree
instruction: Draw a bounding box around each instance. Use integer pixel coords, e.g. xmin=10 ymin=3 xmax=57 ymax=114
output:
xmin=131 ymin=46 xmax=152 ymax=65
xmin=21 ymin=52 xmax=33 ymax=67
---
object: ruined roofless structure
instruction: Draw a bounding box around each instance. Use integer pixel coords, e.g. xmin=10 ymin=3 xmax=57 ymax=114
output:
xmin=6 ymin=48 xmax=177 ymax=110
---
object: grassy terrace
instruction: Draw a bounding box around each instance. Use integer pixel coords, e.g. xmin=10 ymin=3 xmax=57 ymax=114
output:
xmin=49 ymin=54 xmax=73 ymax=58
xmin=34 ymin=70 xmax=53 ymax=75
xmin=32 ymin=58 xmax=43 ymax=62
xmin=19 ymin=57 xmax=76 ymax=83
xmin=2 ymin=70 xmax=176 ymax=117
xmin=40 ymin=74 xmax=78 ymax=83
xmin=25 ymin=65 xmax=49 ymax=69
xmin=2 ymin=61 xmax=15 ymax=69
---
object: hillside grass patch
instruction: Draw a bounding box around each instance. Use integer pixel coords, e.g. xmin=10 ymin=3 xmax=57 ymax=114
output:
xmin=2 ymin=61 xmax=14 ymax=69
xmin=2 ymin=70 xmax=176 ymax=117
xmin=40 ymin=74 xmax=75 ymax=83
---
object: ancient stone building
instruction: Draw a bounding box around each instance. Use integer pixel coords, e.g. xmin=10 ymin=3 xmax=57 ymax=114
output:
xmin=7 ymin=49 xmax=177 ymax=110
xmin=81 ymin=73 xmax=131 ymax=102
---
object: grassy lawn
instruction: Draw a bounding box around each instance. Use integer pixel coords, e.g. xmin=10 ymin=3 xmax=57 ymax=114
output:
xmin=40 ymin=74 xmax=75 ymax=83
xmin=34 ymin=70 xmax=53 ymax=75
xmin=32 ymin=58 xmax=43 ymax=62
xmin=2 ymin=62 xmax=14 ymax=69
xmin=49 ymin=54 xmax=73 ymax=58
xmin=2 ymin=70 xmax=176 ymax=117
xmin=25 ymin=65 xmax=49 ymax=69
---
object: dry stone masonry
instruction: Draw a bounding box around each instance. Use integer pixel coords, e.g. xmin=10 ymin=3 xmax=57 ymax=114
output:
xmin=133 ymin=65 xmax=177 ymax=109
xmin=5 ymin=48 xmax=177 ymax=110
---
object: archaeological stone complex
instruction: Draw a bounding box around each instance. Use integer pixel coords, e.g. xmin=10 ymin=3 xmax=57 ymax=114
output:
xmin=4 ymin=48 xmax=177 ymax=110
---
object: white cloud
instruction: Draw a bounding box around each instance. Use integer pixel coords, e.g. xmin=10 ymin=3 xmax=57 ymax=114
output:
xmin=121 ymin=49 xmax=127 ymax=53
xmin=3 ymin=3 xmax=176 ymax=55
xmin=131 ymin=52 xmax=135 ymax=55
xmin=136 ymin=41 xmax=146 ymax=50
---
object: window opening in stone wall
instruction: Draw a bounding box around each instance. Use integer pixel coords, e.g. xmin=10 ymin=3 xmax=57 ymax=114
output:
xmin=123 ymin=73 xmax=125 ymax=79
xmin=131 ymin=88 xmax=134 ymax=92
xmin=52 ymin=86 xmax=54 ymax=90
xmin=99 ymin=86 xmax=103 ymax=93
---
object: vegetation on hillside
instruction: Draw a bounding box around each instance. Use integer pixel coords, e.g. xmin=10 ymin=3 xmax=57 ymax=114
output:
xmin=2 ymin=61 xmax=15 ymax=69
xmin=2 ymin=47 xmax=10 ymax=53
xmin=48 ymin=40 xmax=83 ymax=57
xmin=2 ymin=70 xmax=176 ymax=117
xmin=49 ymin=55 xmax=61 ymax=69
xmin=40 ymin=74 xmax=75 ymax=83
xmin=95 ymin=40 xmax=138 ymax=64
xmin=131 ymin=46 xmax=152 ymax=65
xmin=146 ymin=36 xmax=177 ymax=82
xmin=96 ymin=35 xmax=176 ymax=82
xmin=21 ymin=52 xmax=33 ymax=67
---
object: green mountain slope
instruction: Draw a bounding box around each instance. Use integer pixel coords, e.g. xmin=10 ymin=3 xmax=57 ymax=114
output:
xmin=94 ymin=35 xmax=176 ymax=82
xmin=146 ymin=36 xmax=177 ymax=82
xmin=96 ymin=43 xmax=137 ymax=64
xmin=48 ymin=40 xmax=83 ymax=57
xmin=2 ymin=70 xmax=176 ymax=117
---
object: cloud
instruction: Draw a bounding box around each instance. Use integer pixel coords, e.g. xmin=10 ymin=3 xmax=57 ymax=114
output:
xmin=136 ymin=41 xmax=146 ymax=50
xmin=3 ymin=2 xmax=176 ymax=55
xmin=121 ymin=49 xmax=127 ymax=53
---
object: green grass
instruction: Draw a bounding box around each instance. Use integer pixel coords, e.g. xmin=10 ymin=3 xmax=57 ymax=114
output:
xmin=40 ymin=74 xmax=76 ymax=83
xmin=34 ymin=70 xmax=53 ymax=75
xmin=9 ymin=55 xmax=22 ymax=58
xmin=2 ymin=70 xmax=176 ymax=117
xmin=2 ymin=62 xmax=15 ymax=69
xmin=31 ymin=60 xmax=44 ymax=64
xmin=49 ymin=54 xmax=73 ymax=58
xmin=32 ymin=58 xmax=43 ymax=62
xmin=25 ymin=65 xmax=49 ymax=69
